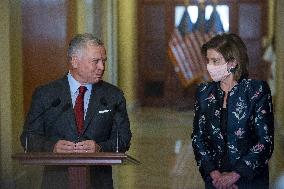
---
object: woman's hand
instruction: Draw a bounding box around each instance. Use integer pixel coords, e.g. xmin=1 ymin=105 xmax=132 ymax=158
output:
xmin=212 ymin=171 xmax=240 ymax=189
xmin=210 ymin=170 xmax=222 ymax=180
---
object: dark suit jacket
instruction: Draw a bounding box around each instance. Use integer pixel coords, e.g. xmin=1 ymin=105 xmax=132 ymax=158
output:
xmin=191 ymin=79 xmax=274 ymax=189
xmin=20 ymin=75 xmax=132 ymax=189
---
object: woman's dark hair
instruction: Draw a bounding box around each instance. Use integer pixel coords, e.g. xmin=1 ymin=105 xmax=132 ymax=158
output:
xmin=201 ymin=33 xmax=249 ymax=80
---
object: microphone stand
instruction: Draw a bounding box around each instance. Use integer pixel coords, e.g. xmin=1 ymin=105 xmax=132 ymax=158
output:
xmin=116 ymin=123 xmax=119 ymax=153
xmin=99 ymin=97 xmax=120 ymax=153
xmin=23 ymin=98 xmax=62 ymax=153
xmin=25 ymin=136 xmax=28 ymax=153
xmin=113 ymin=105 xmax=119 ymax=153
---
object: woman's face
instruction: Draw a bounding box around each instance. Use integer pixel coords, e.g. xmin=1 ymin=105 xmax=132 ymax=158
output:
xmin=206 ymin=49 xmax=226 ymax=66
xmin=207 ymin=48 xmax=237 ymax=69
xmin=206 ymin=49 xmax=235 ymax=82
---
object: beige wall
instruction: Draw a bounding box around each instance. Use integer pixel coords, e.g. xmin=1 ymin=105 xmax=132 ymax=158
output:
xmin=0 ymin=0 xmax=12 ymax=183
xmin=275 ymin=0 xmax=284 ymax=129
xmin=268 ymin=0 xmax=275 ymax=39
xmin=9 ymin=0 xmax=24 ymax=155
xmin=0 ymin=0 xmax=24 ymax=187
xmin=117 ymin=0 xmax=138 ymax=109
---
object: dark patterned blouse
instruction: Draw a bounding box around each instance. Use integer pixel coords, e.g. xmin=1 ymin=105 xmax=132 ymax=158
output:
xmin=191 ymin=78 xmax=274 ymax=187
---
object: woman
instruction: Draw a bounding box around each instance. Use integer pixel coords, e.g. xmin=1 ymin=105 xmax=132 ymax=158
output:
xmin=191 ymin=33 xmax=274 ymax=189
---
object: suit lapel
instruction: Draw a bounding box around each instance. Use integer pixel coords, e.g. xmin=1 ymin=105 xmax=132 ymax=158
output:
xmin=58 ymin=76 xmax=77 ymax=134
xmin=83 ymin=82 xmax=104 ymax=133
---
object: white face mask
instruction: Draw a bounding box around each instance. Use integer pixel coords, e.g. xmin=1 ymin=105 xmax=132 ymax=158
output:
xmin=207 ymin=63 xmax=231 ymax=82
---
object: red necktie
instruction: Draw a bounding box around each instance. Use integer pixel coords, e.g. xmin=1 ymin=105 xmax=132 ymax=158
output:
xmin=74 ymin=86 xmax=87 ymax=135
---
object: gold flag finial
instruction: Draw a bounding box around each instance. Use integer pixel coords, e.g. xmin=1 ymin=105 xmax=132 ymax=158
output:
xmin=212 ymin=0 xmax=219 ymax=5
xmin=184 ymin=0 xmax=190 ymax=6
xmin=199 ymin=0 xmax=205 ymax=9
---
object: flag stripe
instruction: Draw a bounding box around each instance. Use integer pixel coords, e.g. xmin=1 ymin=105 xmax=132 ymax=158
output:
xmin=184 ymin=35 xmax=202 ymax=75
xmin=169 ymin=31 xmax=191 ymax=81
xmin=172 ymin=29 xmax=193 ymax=79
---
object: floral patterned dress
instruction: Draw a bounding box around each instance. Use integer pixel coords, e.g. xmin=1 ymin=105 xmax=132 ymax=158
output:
xmin=191 ymin=78 xmax=274 ymax=189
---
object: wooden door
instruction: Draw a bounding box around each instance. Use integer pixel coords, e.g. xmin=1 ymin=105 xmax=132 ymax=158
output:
xmin=236 ymin=2 xmax=268 ymax=80
xmin=138 ymin=2 xmax=169 ymax=107
xmin=22 ymin=0 xmax=76 ymax=113
xmin=137 ymin=0 xmax=268 ymax=108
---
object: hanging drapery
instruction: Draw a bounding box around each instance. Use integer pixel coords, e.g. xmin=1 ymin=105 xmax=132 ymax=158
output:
xmin=168 ymin=4 xmax=225 ymax=88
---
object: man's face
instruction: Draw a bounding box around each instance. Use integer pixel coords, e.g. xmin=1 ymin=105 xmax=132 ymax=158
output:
xmin=71 ymin=44 xmax=106 ymax=84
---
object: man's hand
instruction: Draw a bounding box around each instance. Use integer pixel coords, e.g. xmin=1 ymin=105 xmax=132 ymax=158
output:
xmin=53 ymin=140 xmax=76 ymax=153
xmin=74 ymin=140 xmax=101 ymax=153
xmin=212 ymin=171 xmax=240 ymax=189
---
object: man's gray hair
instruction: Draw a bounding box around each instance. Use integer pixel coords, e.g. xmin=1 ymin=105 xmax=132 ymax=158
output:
xmin=67 ymin=33 xmax=104 ymax=61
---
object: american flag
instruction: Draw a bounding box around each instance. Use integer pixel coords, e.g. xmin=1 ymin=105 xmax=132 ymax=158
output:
xmin=206 ymin=6 xmax=225 ymax=34
xmin=168 ymin=5 xmax=225 ymax=88
xmin=168 ymin=9 xmax=199 ymax=87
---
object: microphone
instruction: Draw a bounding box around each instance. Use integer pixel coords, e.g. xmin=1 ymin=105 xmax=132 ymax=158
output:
xmin=114 ymin=104 xmax=119 ymax=153
xmin=229 ymin=65 xmax=238 ymax=73
xmin=28 ymin=98 xmax=61 ymax=125
xmin=51 ymin=98 xmax=61 ymax=107
xmin=45 ymin=102 xmax=72 ymax=129
xmin=24 ymin=98 xmax=61 ymax=153
xmin=100 ymin=97 xmax=108 ymax=107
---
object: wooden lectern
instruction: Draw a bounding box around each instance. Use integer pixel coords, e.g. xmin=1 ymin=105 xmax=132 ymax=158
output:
xmin=12 ymin=152 xmax=140 ymax=189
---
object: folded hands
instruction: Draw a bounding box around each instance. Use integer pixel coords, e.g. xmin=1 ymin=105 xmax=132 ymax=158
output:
xmin=210 ymin=170 xmax=240 ymax=189
xmin=53 ymin=140 xmax=101 ymax=153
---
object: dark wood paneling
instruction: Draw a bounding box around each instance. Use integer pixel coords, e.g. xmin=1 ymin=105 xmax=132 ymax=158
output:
xmin=22 ymin=0 xmax=75 ymax=113
xmin=238 ymin=3 xmax=267 ymax=80
xmin=138 ymin=3 xmax=168 ymax=106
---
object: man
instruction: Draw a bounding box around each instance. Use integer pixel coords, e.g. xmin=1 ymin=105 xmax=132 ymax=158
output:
xmin=20 ymin=33 xmax=132 ymax=189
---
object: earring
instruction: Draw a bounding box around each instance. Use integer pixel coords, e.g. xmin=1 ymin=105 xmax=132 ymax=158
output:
xmin=229 ymin=67 xmax=236 ymax=73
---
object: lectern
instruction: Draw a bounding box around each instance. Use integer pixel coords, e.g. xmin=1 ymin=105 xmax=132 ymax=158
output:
xmin=12 ymin=152 xmax=140 ymax=189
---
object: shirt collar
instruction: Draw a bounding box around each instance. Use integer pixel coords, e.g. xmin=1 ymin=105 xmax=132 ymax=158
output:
xmin=67 ymin=72 xmax=92 ymax=94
